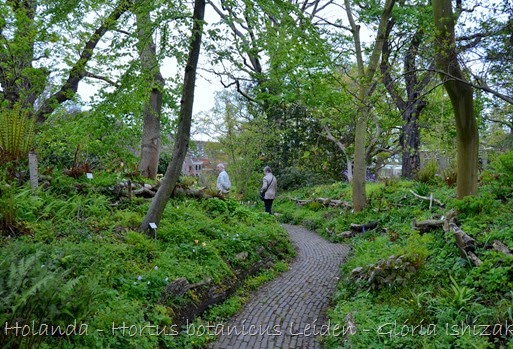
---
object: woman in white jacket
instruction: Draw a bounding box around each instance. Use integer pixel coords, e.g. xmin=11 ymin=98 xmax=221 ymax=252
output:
xmin=261 ymin=166 xmax=277 ymax=214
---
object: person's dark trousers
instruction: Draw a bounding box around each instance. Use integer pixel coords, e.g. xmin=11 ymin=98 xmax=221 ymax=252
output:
xmin=264 ymin=199 xmax=274 ymax=214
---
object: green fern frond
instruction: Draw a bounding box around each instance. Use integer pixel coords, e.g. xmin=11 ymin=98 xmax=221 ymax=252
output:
xmin=0 ymin=252 xmax=98 ymax=348
xmin=0 ymin=106 xmax=35 ymax=164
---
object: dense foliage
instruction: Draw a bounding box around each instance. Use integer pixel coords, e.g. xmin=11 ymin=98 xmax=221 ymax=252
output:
xmin=1 ymin=0 xmax=513 ymax=348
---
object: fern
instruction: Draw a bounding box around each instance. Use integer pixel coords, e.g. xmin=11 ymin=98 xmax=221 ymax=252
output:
xmin=0 ymin=252 xmax=98 ymax=348
xmin=0 ymin=106 xmax=35 ymax=164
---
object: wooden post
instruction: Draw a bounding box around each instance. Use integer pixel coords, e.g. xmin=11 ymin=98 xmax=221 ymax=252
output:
xmin=28 ymin=151 xmax=38 ymax=191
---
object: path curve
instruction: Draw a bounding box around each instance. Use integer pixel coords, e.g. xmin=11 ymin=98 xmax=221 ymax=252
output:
xmin=209 ymin=224 xmax=350 ymax=349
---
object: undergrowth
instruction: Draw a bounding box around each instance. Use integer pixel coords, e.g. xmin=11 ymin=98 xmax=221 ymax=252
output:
xmin=273 ymin=152 xmax=513 ymax=348
xmin=0 ymin=172 xmax=294 ymax=349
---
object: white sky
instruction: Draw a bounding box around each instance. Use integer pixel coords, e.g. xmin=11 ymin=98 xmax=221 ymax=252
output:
xmin=77 ymin=64 xmax=219 ymax=115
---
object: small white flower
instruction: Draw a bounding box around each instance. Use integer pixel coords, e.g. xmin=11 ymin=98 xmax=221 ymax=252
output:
xmin=154 ymin=266 xmax=159 ymax=270
xmin=41 ymin=264 xmax=45 ymax=268
xmin=164 ymin=277 xmax=169 ymax=282
xmin=147 ymin=281 xmax=151 ymax=285
xmin=137 ymin=275 xmax=143 ymax=281
xmin=134 ymin=282 xmax=138 ymax=285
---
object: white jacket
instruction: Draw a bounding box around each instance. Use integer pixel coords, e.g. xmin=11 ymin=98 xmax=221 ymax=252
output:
xmin=216 ymin=170 xmax=231 ymax=193
xmin=261 ymin=173 xmax=277 ymax=199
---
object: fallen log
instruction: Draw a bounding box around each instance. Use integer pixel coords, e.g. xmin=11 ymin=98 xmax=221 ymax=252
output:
xmin=133 ymin=186 xmax=156 ymax=198
xmin=443 ymin=209 xmax=458 ymax=232
xmin=163 ymin=257 xmax=275 ymax=330
xmin=173 ymin=186 xmax=212 ymax=199
xmin=467 ymin=251 xmax=482 ymax=266
xmin=111 ymin=180 xmax=213 ymax=200
xmin=449 ymin=222 xmax=482 ymax=266
xmin=492 ymin=240 xmax=512 ymax=256
xmin=413 ymin=219 xmax=444 ymax=233
xmin=165 ymin=277 xmax=213 ymax=297
xmin=337 ymin=231 xmax=358 ymax=239
xmin=344 ymin=311 xmax=357 ymax=341
xmin=294 ymin=198 xmax=352 ymax=209
xmin=409 ymin=190 xmax=445 ymax=208
xmin=450 ymin=223 xmax=476 ymax=252
xmin=350 ymin=221 xmax=378 ymax=233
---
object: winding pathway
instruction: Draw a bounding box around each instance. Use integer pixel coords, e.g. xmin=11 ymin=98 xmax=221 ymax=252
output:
xmin=209 ymin=224 xmax=350 ymax=349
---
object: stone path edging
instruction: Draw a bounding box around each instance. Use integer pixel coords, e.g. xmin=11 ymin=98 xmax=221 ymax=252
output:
xmin=209 ymin=224 xmax=350 ymax=349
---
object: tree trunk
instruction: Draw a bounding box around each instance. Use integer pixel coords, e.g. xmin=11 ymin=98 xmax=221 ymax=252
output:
xmin=401 ymin=107 xmax=422 ymax=179
xmin=432 ymin=0 xmax=479 ymax=198
xmin=381 ymin=22 xmax=432 ymax=179
xmin=345 ymin=0 xmax=396 ymax=211
xmin=352 ymin=108 xmax=367 ymax=211
xmin=135 ymin=5 xmax=164 ymax=180
xmin=140 ymin=0 xmax=205 ymax=232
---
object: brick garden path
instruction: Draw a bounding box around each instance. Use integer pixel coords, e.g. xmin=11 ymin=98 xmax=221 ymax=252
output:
xmin=209 ymin=224 xmax=350 ymax=349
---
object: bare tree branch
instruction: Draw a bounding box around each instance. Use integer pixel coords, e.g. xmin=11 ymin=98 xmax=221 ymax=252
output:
xmin=434 ymin=69 xmax=513 ymax=105
xmin=84 ymin=72 xmax=120 ymax=87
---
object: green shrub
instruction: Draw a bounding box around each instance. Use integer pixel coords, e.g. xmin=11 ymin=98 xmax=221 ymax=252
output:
xmin=413 ymin=182 xmax=430 ymax=196
xmin=36 ymin=110 xmax=139 ymax=172
xmin=416 ymin=159 xmax=438 ymax=184
xmin=441 ymin=165 xmax=457 ymax=187
xmin=0 ymin=106 xmax=35 ymax=165
xmin=481 ymin=150 xmax=513 ymax=199
xmin=202 ymin=198 xmax=228 ymax=216
xmin=465 ymin=252 xmax=513 ymax=295
xmin=451 ymin=191 xmax=499 ymax=217
xmin=278 ymin=167 xmax=329 ymax=191
xmin=231 ymin=206 xmax=257 ymax=222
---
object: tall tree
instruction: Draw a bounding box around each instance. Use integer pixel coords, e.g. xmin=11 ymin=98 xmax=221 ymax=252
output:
xmin=344 ymin=0 xmax=396 ymax=211
xmin=141 ymin=0 xmax=205 ymax=231
xmin=134 ymin=2 xmax=165 ymax=180
xmin=380 ymin=7 xmax=436 ymax=179
xmin=432 ymin=0 xmax=479 ymax=197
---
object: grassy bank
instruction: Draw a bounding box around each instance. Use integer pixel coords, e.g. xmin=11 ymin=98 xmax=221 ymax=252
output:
xmin=0 ymin=172 xmax=295 ymax=349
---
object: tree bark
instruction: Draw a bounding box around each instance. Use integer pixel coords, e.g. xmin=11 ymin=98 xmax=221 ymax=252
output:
xmin=140 ymin=0 xmax=205 ymax=232
xmin=135 ymin=4 xmax=164 ymax=180
xmin=432 ymin=0 xmax=479 ymax=198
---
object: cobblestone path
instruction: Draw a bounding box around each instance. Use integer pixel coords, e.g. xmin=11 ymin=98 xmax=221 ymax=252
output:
xmin=209 ymin=224 xmax=350 ymax=349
